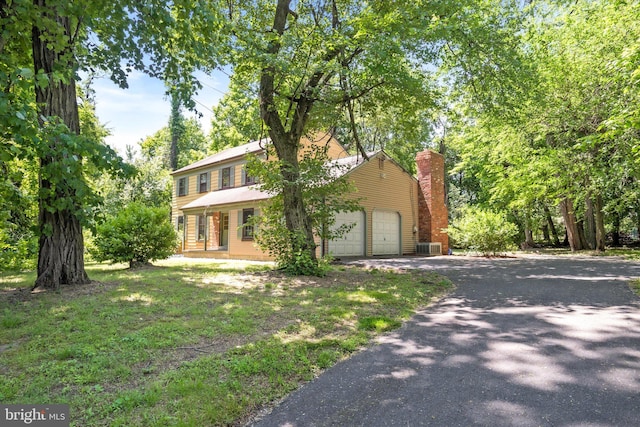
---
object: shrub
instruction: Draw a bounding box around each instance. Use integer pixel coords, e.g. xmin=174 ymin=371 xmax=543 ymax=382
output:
xmin=0 ymin=226 xmax=37 ymax=271
xmin=90 ymin=203 xmax=177 ymax=268
xmin=447 ymin=208 xmax=517 ymax=256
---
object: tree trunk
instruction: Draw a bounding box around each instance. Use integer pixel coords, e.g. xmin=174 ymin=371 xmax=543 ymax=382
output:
xmin=543 ymin=204 xmax=561 ymax=246
xmin=636 ymin=207 xmax=640 ymax=244
xmin=275 ymin=139 xmax=318 ymax=262
xmin=169 ymin=93 xmax=180 ymax=171
xmin=524 ymin=228 xmax=535 ymax=248
xmin=593 ymin=194 xmax=606 ymax=252
xmin=584 ymin=197 xmax=596 ymax=249
xmin=577 ymin=220 xmax=589 ymax=250
xmin=559 ymin=198 xmax=584 ymax=251
xmin=611 ymin=213 xmax=621 ymax=247
xmin=32 ymin=1 xmax=89 ymax=289
xmin=258 ymin=0 xmax=320 ymax=266
xmin=522 ymin=211 xmax=535 ymax=248
xmin=542 ymin=224 xmax=550 ymax=244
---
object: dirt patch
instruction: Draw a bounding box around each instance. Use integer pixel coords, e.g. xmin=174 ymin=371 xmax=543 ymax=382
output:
xmin=1 ymin=280 xmax=122 ymax=304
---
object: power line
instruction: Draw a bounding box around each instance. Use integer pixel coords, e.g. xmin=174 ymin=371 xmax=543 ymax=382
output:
xmin=198 ymin=79 xmax=228 ymax=97
xmin=192 ymin=97 xmax=214 ymax=114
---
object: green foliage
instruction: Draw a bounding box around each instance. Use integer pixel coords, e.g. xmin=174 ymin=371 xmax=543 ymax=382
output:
xmin=90 ymin=203 xmax=177 ymax=268
xmin=448 ymin=208 xmax=518 ymax=256
xmin=0 ymin=228 xmax=37 ymax=272
xmin=209 ymin=78 xmax=262 ymax=152
xmin=445 ymin=0 xmax=640 ymax=248
xmin=0 ymin=158 xmax=38 ymax=270
xmin=139 ymin=118 xmax=209 ymax=170
xmin=246 ymin=146 xmax=362 ymax=276
xmin=97 ymin=117 xmax=210 ymax=218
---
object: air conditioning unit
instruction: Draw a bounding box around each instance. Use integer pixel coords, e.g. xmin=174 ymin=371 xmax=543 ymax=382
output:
xmin=416 ymin=242 xmax=442 ymax=256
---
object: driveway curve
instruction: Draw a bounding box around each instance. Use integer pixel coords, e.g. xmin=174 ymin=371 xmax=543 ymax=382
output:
xmin=253 ymin=255 xmax=640 ymax=427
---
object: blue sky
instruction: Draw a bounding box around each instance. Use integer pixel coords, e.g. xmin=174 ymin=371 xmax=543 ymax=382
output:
xmin=92 ymin=70 xmax=229 ymax=156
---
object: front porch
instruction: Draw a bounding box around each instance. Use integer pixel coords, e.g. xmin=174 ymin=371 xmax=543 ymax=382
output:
xmin=179 ymin=210 xmax=230 ymax=253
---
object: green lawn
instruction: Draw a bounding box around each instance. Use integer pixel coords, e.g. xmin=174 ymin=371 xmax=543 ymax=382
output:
xmin=0 ymin=259 xmax=451 ymax=426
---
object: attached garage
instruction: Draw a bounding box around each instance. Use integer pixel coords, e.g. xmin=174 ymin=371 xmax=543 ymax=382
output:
xmin=372 ymin=210 xmax=400 ymax=255
xmin=328 ymin=211 xmax=365 ymax=257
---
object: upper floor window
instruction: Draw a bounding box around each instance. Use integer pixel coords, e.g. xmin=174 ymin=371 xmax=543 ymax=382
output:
xmin=198 ymin=172 xmax=209 ymax=193
xmin=177 ymin=177 xmax=188 ymax=196
xmin=243 ymin=168 xmax=257 ymax=186
xmin=221 ymin=167 xmax=232 ymax=189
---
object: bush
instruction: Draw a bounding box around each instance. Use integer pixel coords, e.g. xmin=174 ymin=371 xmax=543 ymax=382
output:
xmin=0 ymin=226 xmax=37 ymax=271
xmin=90 ymin=203 xmax=177 ymax=268
xmin=447 ymin=208 xmax=517 ymax=256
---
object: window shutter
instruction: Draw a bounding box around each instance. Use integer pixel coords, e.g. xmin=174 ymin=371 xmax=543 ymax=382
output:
xmin=185 ymin=177 xmax=189 ymax=196
xmin=230 ymin=166 xmax=235 ymax=188
xmin=254 ymin=208 xmax=260 ymax=237
xmin=184 ymin=216 xmax=188 ymax=242
xmin=241 ymin=167 xmax=246 ymax=186
xmin=218 ymin=169 xmax=222 ymax=190
xmin=207 ymin=172 xmax=211 ymax=192
xmin=237 ymin=210 xmax=243 ymax=240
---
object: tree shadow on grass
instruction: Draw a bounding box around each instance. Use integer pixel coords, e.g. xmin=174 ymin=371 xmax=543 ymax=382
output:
xmin=256 ymin=255 xmax=640 ymax=426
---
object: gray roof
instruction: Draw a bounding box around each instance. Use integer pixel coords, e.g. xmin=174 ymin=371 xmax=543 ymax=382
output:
xmin=180 ymin=185 xmax=271 ymax=210
xmin=172 ymin=138 xmax=269 ymax=175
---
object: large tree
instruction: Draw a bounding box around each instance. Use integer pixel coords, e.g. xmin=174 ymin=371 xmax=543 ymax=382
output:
xmin=446 ymin=0 xmax=640 ymax=251
xmin=218 ymin=0 xmax=520 ymax=268
xmin=1 ymin=0 xmax=221 ymax=288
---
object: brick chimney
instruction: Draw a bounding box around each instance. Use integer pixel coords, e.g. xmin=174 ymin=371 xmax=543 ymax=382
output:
xmin=416 ymin=150 xmax=449 ymax=254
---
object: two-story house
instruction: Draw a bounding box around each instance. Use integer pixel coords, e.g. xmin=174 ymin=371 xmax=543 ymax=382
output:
xmin=171 ymin=132 xmax=448 ymax=260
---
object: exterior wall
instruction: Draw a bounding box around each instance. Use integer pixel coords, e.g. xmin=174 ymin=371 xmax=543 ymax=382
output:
xmin=182 ymin=213 xmax=221 ymax=251
xmin=171 ymin=133 xmax=348 ymax=247
xmin=300 ymin=132 xmax=349 ymax=160
xmin=179 ymin=205 xmax=273 ymax=261
xmin=416 ymin=150 xmax=449 ymax=254
xmin=227 ymin=207 xmax=271 ymax=260
xmin=346 ymin=153 xmax=419 ymax=256
xmin=171 ymin=137 xmax=450 ymax=260
xmin=171 ymin=161 xmax=250 ymax=230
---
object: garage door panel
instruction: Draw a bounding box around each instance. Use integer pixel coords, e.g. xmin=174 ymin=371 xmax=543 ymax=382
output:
xmin=329 ymin=211 xmax=365 ymax=257
xmin=372 ymin=211 xmax=400 ymax=255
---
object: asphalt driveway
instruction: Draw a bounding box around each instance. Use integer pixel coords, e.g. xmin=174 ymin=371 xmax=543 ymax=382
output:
xmin=252 ymin=255 xmax=640 ymax=427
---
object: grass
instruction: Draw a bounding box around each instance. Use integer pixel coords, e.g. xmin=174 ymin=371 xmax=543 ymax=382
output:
xmin=0 ymin=259 xmax=452 ymax=426
xmin=514 ymin=246 xmax=640 ymax=261
xmin=631 ymin=279 xmax=640 ymax=297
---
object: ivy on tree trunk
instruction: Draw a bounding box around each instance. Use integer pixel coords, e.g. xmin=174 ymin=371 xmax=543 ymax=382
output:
xmin=32 ymin=1 xmax=89 ymax=289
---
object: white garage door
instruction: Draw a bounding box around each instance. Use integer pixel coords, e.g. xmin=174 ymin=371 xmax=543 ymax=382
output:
xmin=328 ymin=211 xmax=365 ymax=257
xmin=372 ymin=210 xmax=400 ymax=255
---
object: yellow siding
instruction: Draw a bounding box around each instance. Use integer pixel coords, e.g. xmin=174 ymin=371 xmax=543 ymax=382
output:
xmin=347 ymin=154 xmax=419 ymax=256
xmin=228 ymin=207 xmax=273 ymax=260
xmin=300 ymin=132 xmax=348 ymax=160
xmin=172 ymin=134 xmax=419 ymax=260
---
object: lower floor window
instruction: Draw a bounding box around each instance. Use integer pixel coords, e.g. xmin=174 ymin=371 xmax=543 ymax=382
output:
xmin=197 ymin=215 xmax=206 ymax=241
xmin=242 ymin=208 xmax=254 ymax=240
